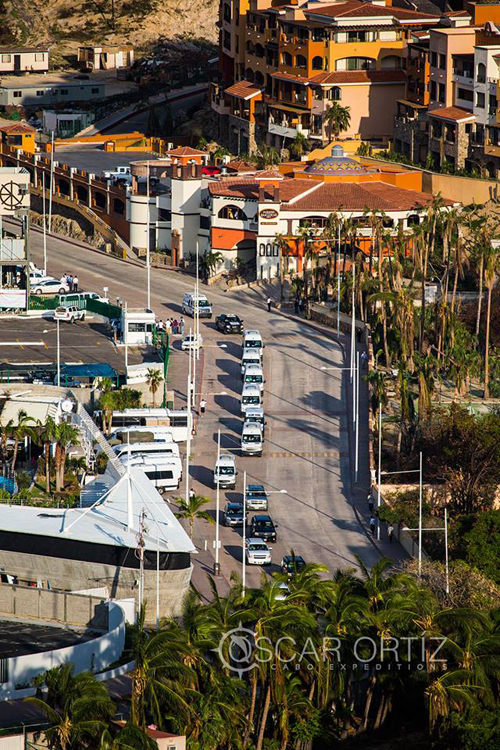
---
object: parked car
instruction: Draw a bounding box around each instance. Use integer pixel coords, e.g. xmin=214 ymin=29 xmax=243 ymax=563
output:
xmin=215 ymin=313 xmax=244 ymax=334
xmin=246 ymin=538 xmax=272 ymax=566
xmin=223 ymin=502 xmax=246 ymax=527
xmin=250 ymin=514 xmax=277 ymax=542
xmin=245 ymin=484 xmax=268 ymax=511
xmin=32 ymin=279 xmax=69 ymax=296
xmin=280 ymin=554 xmax=306 ymax=576
xmin=181 ymin=334 xmax=203 ymax=351
xmin=54 ymin=306 xmax=85 ymax=323
xmin=202 ymin=165 xmax=222 ymax=176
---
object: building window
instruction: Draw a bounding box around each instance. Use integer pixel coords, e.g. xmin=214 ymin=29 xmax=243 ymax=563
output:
xmin=223 ymin=3 xmax=231 ymax=22
xmin=60 ymin=89 xmax=69 ymax=95
xmin=465 ymin=123 xmax=472 ymax=134
xmin=438 ymin=83 xmax=445 ymax=103
xmin=457 ymin=88 xmax=473 ymax=102
xmin=477 ymin=63 xmax=486 ymax=84
xmin=1 ymin=54 xmax=11 ymax=63
xmin=36 ymin=90 xmax=44 ymax=96
xmin=381 ymin=55 xmax=401 ymax=70
xmin=347 ymin=30 xmax=367 ymax=43
xmin=477 ymin=91 xmax=485 ymax=108
xmin=327 ymin=87 xmax=341 ymax=101
xmin=431 ymin=120 xmax=442 ymax=138
xmin=255 ymin=43 xmax=264 ymax=58
xmin=439 ymin=53 xmax=446 ymax=69
xmin=272 ymin=244 xmax=279 ymax=256
xmin=336 ymin=57 xmax=375 ymax=71
xmin=407 ymin=214 xmax=420 ymax=226
xmin=430 ymin=51 xmax=437 ymax=67
xmin=281 ymin=52 xmax=293 ymax=66
xmin=218 ymin=205 xmax=248 ymax=221
xmin=223 ymin=31 xmax=231 ymax=51
xmin=255 ymin=71 xmax=264 ymax=85
xmin=296 ymin=55 xmax=306 ymax=69
xmin=489 ymin=94 xmax=497 ymax=115
xmin=35 ymin=53 xmax=45 ymax=61
xmin=312 ymin=56 xmax=323 ymax=70
xmin=259 ymin=243 xmax=265 ymax=256
xmin=266 ymin=243 xmax=272 ymax=256
xmin=13 ymin=91 xmax=22 ymax=98
xmin=91 ymin=87 xmax=99 ymax=94
xmin=430 ymin=81 xmax=437 ymax=100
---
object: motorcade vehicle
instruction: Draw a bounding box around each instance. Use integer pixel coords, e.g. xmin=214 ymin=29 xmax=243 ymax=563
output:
xmin=241 ymin=350 xmax=262 ymax=376
xmin=242 ymin=329 xmax=263 ymax=355
xmin=215 ymin=313 xmax=244 ymax=334
xmin=54 ymin=306 xmax=85 ymax=323
xmin=244 ymin=407 xmax=265 ymax=434
xmin=213 ymin=453 xmax=237 ymax=489
xmin=223 ymin=502 xmax=246 ymax=527
xmin=182 ymin=293 xmax=212 ymax=318
xmin=280 ymin=554 xmax=306 ymax=576
xmin=241 ymin=384 xmax=262 ymax=416
xmin=245 ymin=484 xmax=268 ymax=511
xmin=241 ymin=421 xmax=263 ymax=456
xmin=181 ymin=334 xmax=203 ymax=351
xmin=250 ymin=514 xmax=277 ymax=542
xmin=245 ymin=538 xmax=272 ymax=566
xmin=113 ymin=441 xmax=180 ymax=460
xmin=243 ymin=364 xmax=264 ymax=392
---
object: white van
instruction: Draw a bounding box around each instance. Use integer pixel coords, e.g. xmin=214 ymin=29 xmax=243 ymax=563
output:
xmin=103 ymin=409 xmax=192 ymax=442
xmin=241 ymin=421 xmax=263 ymax=456
xmin=245 ymin=407 xmax=265 ymax=434
xmin=182 ymin=293 xmax=212 ymax=318
xmin=59 ymin=291 xmax=109 ymax=306
xmin=114 ymin=441 xmax=180 ymax=460
xmin=213 ymin=453 xmax=237 ymax=489
xmin=242 ymin=330 xmax=263 ymax=355
xmin=241 ymin=384 xmax=262 ymax=416
xmin=241 ymin=349 xmax=262 ymax=376
xmin=121 ymin=455 xmax=182 ymax=491
xmin=243 ymin=364 xmax=264 ymax=393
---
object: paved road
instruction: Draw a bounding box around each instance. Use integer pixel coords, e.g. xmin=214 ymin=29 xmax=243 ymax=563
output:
xmin=11 ymin=228 xmax=393 ymax=585
xmin=54 ymin=146 xmax=161 ymax=175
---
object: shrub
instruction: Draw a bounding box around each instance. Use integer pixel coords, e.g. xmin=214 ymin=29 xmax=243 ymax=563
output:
xmin=15 ymin=470 xmax=32 ymax=490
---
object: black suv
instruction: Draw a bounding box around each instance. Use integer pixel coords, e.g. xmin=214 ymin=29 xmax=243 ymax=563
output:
xmin=281 ymin=554 xmax=306 ymax=576
xmin=250 ymin=514 xmax=277 ymax=542
xmin=215 ymin=313 xmax=244 ymax=334
xmin=223 ymin=502 xmax=246 ymax=527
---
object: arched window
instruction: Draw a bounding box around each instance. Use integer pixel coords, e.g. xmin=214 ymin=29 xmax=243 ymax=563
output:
xmin=246 ymin=41 xmax=254 ymax=53
xmin=218 ymin=204 xmax=248 ymax=221
xmin=477 ymin=62 xmax=486 ymax=83
xmin=255 ymin=43 xmax=264 ymax=58
xmin=327 ymin=87 xmax=341 ymax=101
xmin=281 ymin=51 xmax=293 ymax=66
xmin=382 ymin=217 xmax=394 ymax=228
xmin=223 ymin=3 xmax=231 ymax=22
xmin=407 ymin=214 xmax=420 ymax=226
xmin=381 ymin=55 xmax=401 ymax=69
xmin=255 ymin=70 xmax=264 ymax=85
xmin=299 ymin=216 xmax=328 ymax=228
xmin=259 ymin=243 xmax=266 ymax=256
xmin=296 ymin=54 xmax=306 ymax=69
xmin=93 ymin=191 xmax=106 ymax=210
xmin=245 ymin=68 xmax=255 ymax=83
xmin=336 ymin=57 xmax=375 ymax=71
xmin=266 ymin=243 xmax=272 ymax=256
xmin=76 ymin=185 xmax=88 ymax=202
xmin=58 ymin=178 xmax=70 ymax=196
xmin=312 ymin=56 xmax=323 ymax=70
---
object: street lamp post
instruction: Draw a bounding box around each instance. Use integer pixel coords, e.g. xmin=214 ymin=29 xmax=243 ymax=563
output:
xmin=242 ymin=469 xmax=247 ymax=594
xmin=380 ymin=458 xmax=423 ymax=552
xmin=214 ymin=428 xmax=221 ymax=576
xmin=185 ymin=328 xmax=193 ymax=508
xmin=56 ymin=318 xmax=60 ymax=387
xmin=146 ymin=162 xmax=151 ymax=311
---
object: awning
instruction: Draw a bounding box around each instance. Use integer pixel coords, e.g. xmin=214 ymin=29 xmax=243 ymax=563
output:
xmin=211 ymin=228 xmax=256 ymax=251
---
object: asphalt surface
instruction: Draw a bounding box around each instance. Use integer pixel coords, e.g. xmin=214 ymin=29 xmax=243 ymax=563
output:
xmin=0 ymin=620 xmax=95 ymax=657
xmin=53 ymin=146 xmax=161 ymax=175
xmin=7 ymin=225 xmax=395 ymax=588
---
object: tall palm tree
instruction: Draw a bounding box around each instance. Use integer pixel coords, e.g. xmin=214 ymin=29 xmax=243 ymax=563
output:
xmin=37 ymin=416 xmax=57 ymax=492
xmin=324 ymin=102 xmax=351 ymax=140
xmin=256 ymin=144 xmax=281 ymax=169
xmin=174 ymin=494 xmax=214 ymax=539
xmin=53 ymin=422 xmax=80 ymax=492
xmin=289 ymin=132 xmax=310 ymax=159
xmin=146 ymin=369 xmax=163 ymax=408
xmin=482 ymin=242 xmax=500 ymax=398
xmin=100 ymin=722 xmax=159 ymax=749
xmin=9 ymin=409 xmax=37 ymax=474
xmin=200 ymin=250 xmax=224 ymax=279
xmin=27 ymin=664 xmax=115 ymax=750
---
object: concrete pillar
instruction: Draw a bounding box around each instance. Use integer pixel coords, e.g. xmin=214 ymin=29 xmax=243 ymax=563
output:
xmin=69 ymin=167 xmax=76 ymax=201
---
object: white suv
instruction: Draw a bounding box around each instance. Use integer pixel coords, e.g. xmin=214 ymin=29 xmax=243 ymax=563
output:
xmin=54 ymin=306 xmax=85 ymax=323
xmin=245 ymin=538 xmax=272 ymax=566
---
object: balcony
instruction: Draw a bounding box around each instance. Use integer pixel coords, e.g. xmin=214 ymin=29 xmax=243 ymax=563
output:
xmin=452 ymin=71 xmax=473 ymax=86
xmin=268 ymin=121 xmax=299 ymax=138
xmin=485 ymin=140 xmax=500 ymax=157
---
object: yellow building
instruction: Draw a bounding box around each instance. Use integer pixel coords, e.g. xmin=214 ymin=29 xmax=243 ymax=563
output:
xmin=212 ymin=0 xmax=440 ymax=153
xmin=0 ymin=122 xmax=36 ymax=155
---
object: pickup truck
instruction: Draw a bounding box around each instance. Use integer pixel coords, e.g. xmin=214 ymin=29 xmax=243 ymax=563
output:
xmin=102 ymin=166 xmax=130 ymax=179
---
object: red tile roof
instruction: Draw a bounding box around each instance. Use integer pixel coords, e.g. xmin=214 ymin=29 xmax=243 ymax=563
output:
xmin=226 ymin=160 xmax=257 ymax=173
xmin=167 ymin=146 xmax=205 ymax=156
xmin=209 ymin=177 xmax=315 ymax=202
xmin=0 ymin=122 xmax=35 ymax=133
xmin=224 ymin=80 xmax=263 ymax=99
xmin=284 ymin=181 xmax=453 ymax=212
xmin=427 ymin=106 xmax=475 ymax=122
xmin=254 ymin=169 xmax=284 ymax=180
xmin=306 ymin=0 xmax=439 ymax=21
xmin=309 ymin=70 xmax=406 ymax=85
xmin=445 ymin=9 xmax=471 ymax=16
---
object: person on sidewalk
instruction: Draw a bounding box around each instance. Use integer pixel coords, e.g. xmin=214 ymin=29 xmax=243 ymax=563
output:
xmin=67 ymin=274 xmax=73 ymax=291
xmin=369 ymin=515 xmax=376 ymax=536
xmin=367 ymin=493 xmax=374 ymax=513
xmin=72 ymin=275 xmax=79 ymax=292
xmin=294 ymin=299 xmax=299 ymax=315
xmin=267 ymin=296 xmax=272 ymax=312
xmin=200 ymin=398 xmax=206 ymax=415
xmin=387 ymin=523 xmax=394 ymax=544
xmin=189 ymin=488 xmax=195 ymax=502
xmin=179 ymin=317 xmax=185 ymax=335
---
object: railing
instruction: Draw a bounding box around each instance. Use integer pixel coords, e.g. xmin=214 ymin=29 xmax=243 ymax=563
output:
xmin=28 ymin=295 xmax=121 ymax=319
xmin=73 ymin=403 xmax=125 ymax=477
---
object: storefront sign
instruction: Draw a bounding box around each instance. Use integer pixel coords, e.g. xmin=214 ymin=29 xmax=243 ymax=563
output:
xmin=259 ymin=208 xmax=279 ymax=220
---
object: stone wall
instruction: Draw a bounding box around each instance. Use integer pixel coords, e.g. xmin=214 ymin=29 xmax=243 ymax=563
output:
xmin=0 ymin=584 xmax=107 ymax=630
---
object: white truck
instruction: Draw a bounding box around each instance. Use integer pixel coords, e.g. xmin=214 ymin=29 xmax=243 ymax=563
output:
xmin=102 ymin=166 xmax=132 ymax=186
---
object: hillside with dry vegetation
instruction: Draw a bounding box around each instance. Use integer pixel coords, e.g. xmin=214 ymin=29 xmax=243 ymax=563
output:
xmin=0 ymin=0 xmax=218 ymax=66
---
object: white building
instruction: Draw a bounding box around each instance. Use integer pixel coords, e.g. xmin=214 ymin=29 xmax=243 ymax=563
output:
xmin=0 ymin=47 xmax=49 ymax=74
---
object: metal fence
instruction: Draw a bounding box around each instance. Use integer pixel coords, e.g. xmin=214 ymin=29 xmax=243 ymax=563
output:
xmin=28 ymin=295 xmax=59 ymax=310
xmin=28 ymin=295 xmax=121 ymax=320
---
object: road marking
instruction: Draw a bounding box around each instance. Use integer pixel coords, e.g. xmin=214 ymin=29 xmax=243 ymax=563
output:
xmin=0 ymin=341 xmax=46 ymax=347
xmin=193 ymin=451 xmax=341 ymax=458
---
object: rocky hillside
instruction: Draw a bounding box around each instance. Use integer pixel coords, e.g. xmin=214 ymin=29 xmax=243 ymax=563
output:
xmin=0 ymin=0 xmax=218 ymax=66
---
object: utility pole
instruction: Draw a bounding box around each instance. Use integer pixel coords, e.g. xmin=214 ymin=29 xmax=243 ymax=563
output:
xmin=136 ymin=509 xmax=147 ymax=612
xmin=42 ymin=171 xmax=47 ymax=274
xmin=355 ymin=349 xmax=360 ymax=482
xmin=337 ymin=222 xmax=341 ymax=339
xmin=146 ymin=162 xmax=151 ymax=310
xmin=214 ymin=428 xmax=221 ymax=575
xmin=185 ymin=328 xmax=192 ymax=507
xmin=48 ymin=131 xmax=54 ymax=234
xmin=242 ymin=469 xmax=247 ymax=594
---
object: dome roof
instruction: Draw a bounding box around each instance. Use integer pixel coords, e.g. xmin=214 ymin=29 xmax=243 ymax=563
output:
xmin=305 ymin=144 xmax=374 ymax=175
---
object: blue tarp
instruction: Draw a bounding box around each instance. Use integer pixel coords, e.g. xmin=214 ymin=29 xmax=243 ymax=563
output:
xmin=60 ymin=363 xmax=117 ymax=380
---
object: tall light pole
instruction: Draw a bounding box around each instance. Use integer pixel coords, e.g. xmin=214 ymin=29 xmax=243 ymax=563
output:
xmin=242 ymin=469 xmax=247 ymax=594
xmin=337 ymin=222 xmax=341 ymax=340
xmin=350 ymin=254 xmax=356 ymax=383
xmin=185 ymin=328 xmax=193 ymax=507
xmin=156 ymin=527 xmax=160 ymax=630
xmin=146 ymin=162 xmax=151 ymax=310
xmin=418 ymin=450 xmax=423 ymax=576
xmin=42 ymin=171 xmax=47 ymax=274
xmin=48 ymin=131 xmax=54 ymax=234
xmin=377 ymin=405 xmax=382 ymax=540
xmin=124 ymin=301 xmax=128 ymax=385
xmin=56 ymin=318 xmax=60 ymax=387
xmin=355 ymin=350 xmax=360 ymax=482
xmin=214 ymin=428 xmax=221 ymax=575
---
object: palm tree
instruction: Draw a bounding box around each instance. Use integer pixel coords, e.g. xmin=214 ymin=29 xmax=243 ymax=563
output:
xmin=175 ymin=494 xmax=214 ymax=539
xmin=27 ymin=664 xmax=115 ymax=750
xmin=289 ymin=133 xmax=310 ymax=159
xmin=37 ymin=416 xmax=57 ymax=492
xmin=256 ymin=143 xmax=281 ymax=169
xmin=482 ymin=242 xmax=500 ymax=398
xmin=53 ymin=422 xmax=80 ymax=492
xmin=9 ymin=409 xmax=37 ymax=474
xmin=146 ymin=369 xmax=163 ymax=408
xmin=200 ymin=250 xmax=223 ymax=279
xmin=100 ymin=722 xmax=159 ymax=749
xmin=324 ymin=102 xmax=351 ymax=140
xmin=425 ymin=669 xmax=480 ymax=734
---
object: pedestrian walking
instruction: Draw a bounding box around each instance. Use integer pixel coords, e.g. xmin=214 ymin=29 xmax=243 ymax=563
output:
xmin=387 ymin=523 xmax=394 ymax=544
xmin=369 ymin=515 xmax=376 ymax=536
xmin=294 ymin=299 xmax=299 ymax=315
xmin=72 ymin=275 xmax=79 ymax=292
xmin=361 ymin=351 xmax=368 ymax=368
xmin=267 ymin=296 xmax=272 ymax=312
xmin=189 ymin=488 xmax=195 ymax=502
xmin=173 ymin=319 xmax=179 ymax=335
xmin=367 ymin=493 xmax=374 ymax=513
xmin=165 ymin=319 xmax=172 ymax=334
xmin=68 ymin=274 xmax=73 ymax=292
xmin=200 ymin=398 xmax=206 ymax=415
xmin=299 ymin=298 xmax=304 ymax=314
xmin=179 ymin=316 xmax=185 ymax=335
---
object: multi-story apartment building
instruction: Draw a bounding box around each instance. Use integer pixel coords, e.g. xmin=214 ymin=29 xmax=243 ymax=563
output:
xmin=212 ymin=0 xmax=440 ymax=154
